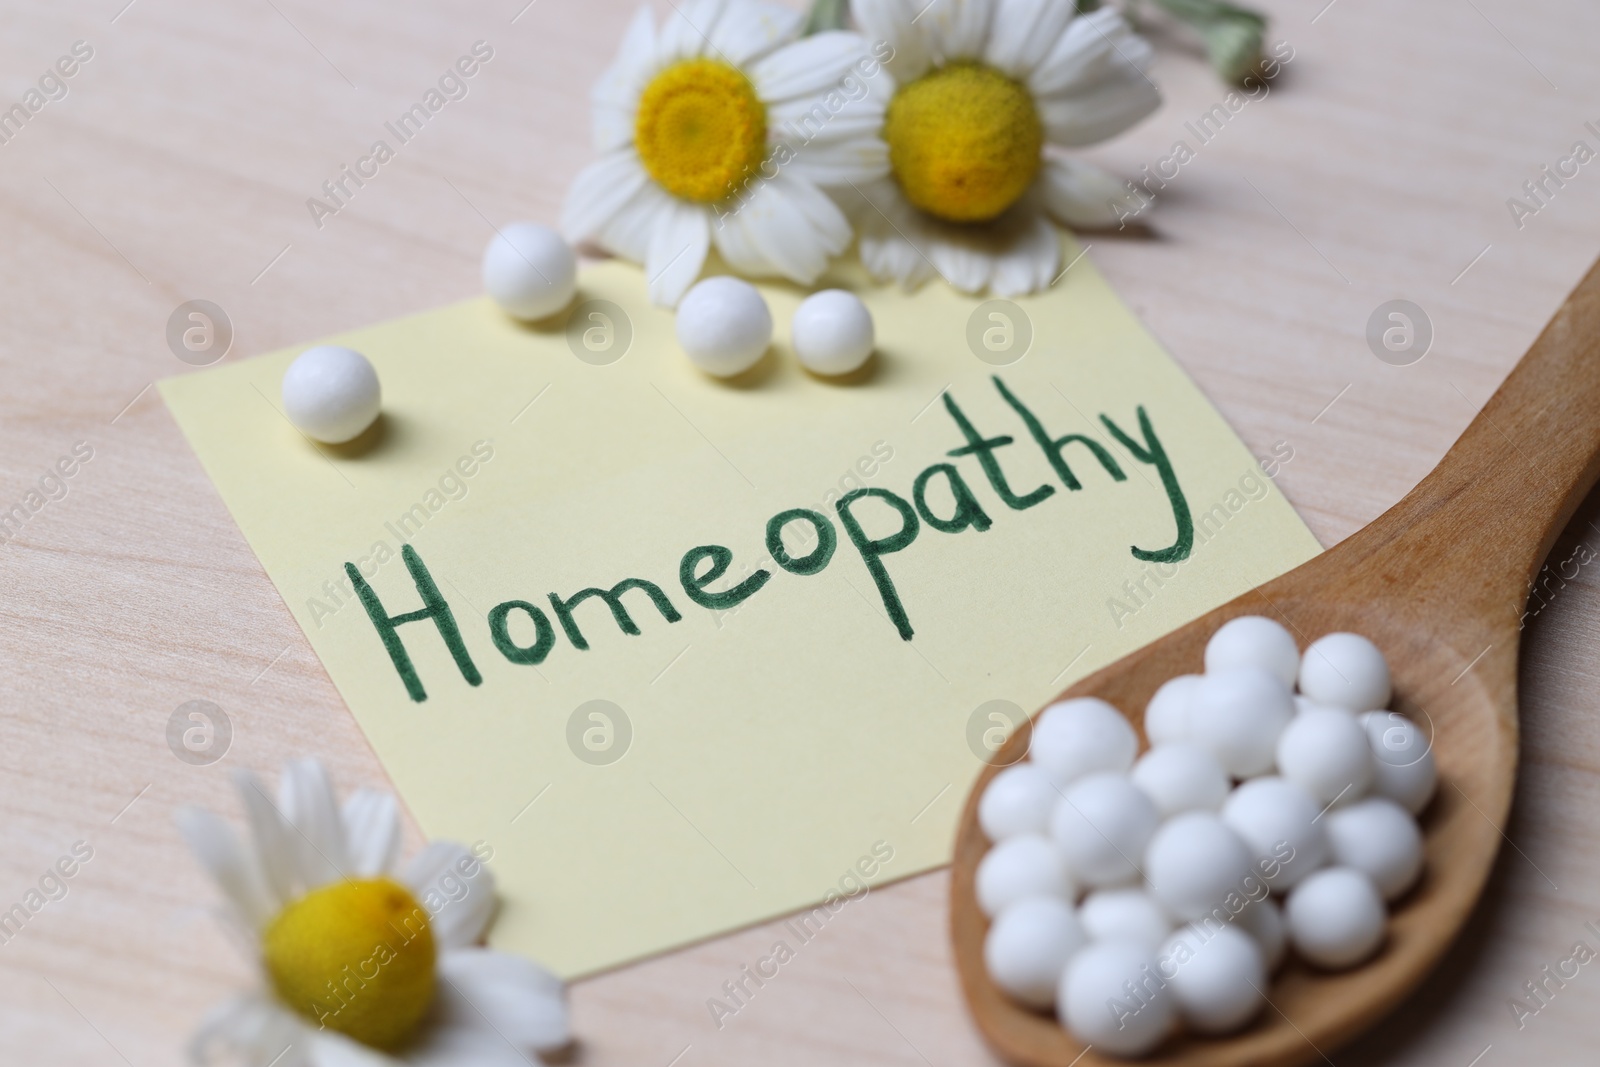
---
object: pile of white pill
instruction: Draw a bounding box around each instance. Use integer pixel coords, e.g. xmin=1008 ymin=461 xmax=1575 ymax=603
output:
xmin=976 ymin=618 xmax=1434 ymax=1057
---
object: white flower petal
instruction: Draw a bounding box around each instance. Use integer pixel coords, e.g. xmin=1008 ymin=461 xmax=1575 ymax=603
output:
xmin=990 ymin=210 xmax=1061 ymax=295
xmin=595 ymin=180 xmax=677 ymax=264
xmin=929 ymin=236 xmax=995 ymax=293
xmin=851 ymin=181 xmax=940 ymax=289
xmin=233 ymin=769 xmax=299 ymax=904
xmin=768 ymin=85 xmax=892 ymax=151
xmin=646 ymin=200 xmax=712 ymax=306
xmin=782 ymin=135 xmax=891 ymax=187
xmin=277 ymin=759 xmax=348 ymax=889
xmin=657 ymin=0 xmax=727 ymax=66
xmin=850 ymin=0 xmax=933 ymax=82
xmin=591 ymin=7 xmax=657 ymax=151
xmin=710 ymin=205 xmax=772 ymax=276
xmin=341 ymin=789 xmax=401 ymax=879
xmin=405 ymin=1026 xmax=536 ymax=1067
xmin=176 ymin=807 xmax=276 ymax=928
xmin=190 ymin=993 xmax=309 ymax=1067
xmin=1040 ymin=156 xmax=1131 ymax=228
xmin=923 ymin=0 xmax=994 ymax=62
xmin=707 ymin=1 xmax=806 ymax=66
xmin=1029 ymin=8 xmax=1153 ymax=99
xmin=307 ymin=1030 xmax=397 ymax=1067
xmin=740 ymin=176 xmax=851 ymax=284
xmin=1036 ymin=72 xmax=1160 ymax=147
xmin=560 ymin=150 xmax=651 ymax=243
xmin=983 ymin=0 xmax=1078 ymax=79
xmin=401 ymin=841 xmax=497 ymax=950
xmin=434 ymin=948 xmax=570 ymax=1054
xmin=750 ymin=31 xmax=871 ymax=104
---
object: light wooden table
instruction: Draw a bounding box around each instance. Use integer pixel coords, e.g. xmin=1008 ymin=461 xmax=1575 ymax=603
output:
xmin=3 ymin=0 xmax=1597 ymax=1063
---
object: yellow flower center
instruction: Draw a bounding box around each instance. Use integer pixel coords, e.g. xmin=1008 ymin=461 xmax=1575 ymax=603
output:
xmin=884 ymin=62 xmax=1044 ymax=223
xmin=262 ymin=878 xmax=436 ymax=1051
xmin=634 ymin=58 xmax=768 ymax=204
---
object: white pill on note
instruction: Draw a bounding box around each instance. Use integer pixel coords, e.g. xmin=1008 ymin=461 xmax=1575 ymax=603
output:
xmin=791 ymin=289 xmax=874 ymax=375
xmin=482 ymin=221 xmax=577 ymax=321
xmin=282 ymin=346 xmax=381 ymax=444
xmin=676 ymin=276 xmax=772 ymax=377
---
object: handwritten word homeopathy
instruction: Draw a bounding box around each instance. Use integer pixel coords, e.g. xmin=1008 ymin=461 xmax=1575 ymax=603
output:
xmin=347 ymin=376 xmax=1196 ymax=702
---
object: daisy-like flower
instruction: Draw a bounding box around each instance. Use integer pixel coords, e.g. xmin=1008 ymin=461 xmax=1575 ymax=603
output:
xmin=847 ymin=0 xmax=1161 ymax=295
xmin=563 ymin=0 xmax=893 ymax=306
xmin=179 ymin=759 xmax=567 ymax=1067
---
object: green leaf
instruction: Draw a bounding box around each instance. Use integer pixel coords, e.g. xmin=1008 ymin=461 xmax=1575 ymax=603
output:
xmin=804 ymin=0 xmax=849 ymax=35
xmin=1149 ymin=0 xmax=1268 ymax=85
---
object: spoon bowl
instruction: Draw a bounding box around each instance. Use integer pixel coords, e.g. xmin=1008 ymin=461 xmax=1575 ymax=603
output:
xmin=950 ymin=258 xmax=1600 ymax=1067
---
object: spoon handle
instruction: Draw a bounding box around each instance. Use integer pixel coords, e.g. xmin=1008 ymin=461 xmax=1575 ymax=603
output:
xmin=1341 ymin=257 xmax=1600 ymax=635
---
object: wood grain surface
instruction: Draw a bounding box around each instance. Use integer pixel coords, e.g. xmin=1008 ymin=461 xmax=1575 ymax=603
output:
xmin=1 ymin=1 xmax=1597 ymax=1065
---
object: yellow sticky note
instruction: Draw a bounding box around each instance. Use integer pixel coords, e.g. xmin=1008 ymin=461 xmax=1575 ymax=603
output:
xmin=160 ymin=245 xmax=1319 ymax=978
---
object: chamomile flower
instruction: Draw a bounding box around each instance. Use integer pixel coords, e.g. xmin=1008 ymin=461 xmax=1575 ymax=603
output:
xmin=847 ymin=0 xmax=1161 ymax=295
xmin=179 ymin=759 xmax=568 ymax=1067
xmin=562 ymin=1 xmax=892 ymax=306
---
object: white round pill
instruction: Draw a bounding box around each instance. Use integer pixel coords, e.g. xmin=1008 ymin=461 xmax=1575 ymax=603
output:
xmin=1299 ymin=633 xmax=1391 ymax=712
xmin=1205 ymin=615 xmax=1299 ymax=687
xmin=1078 ymin=887 xmax=1172 ymax=950
xmin=1158 ymin=923 xmax=1267 ymax=1034
xmin=1276 ymin=708 xmax=1374 ymax=806
xmin=1221 ymin=777 xmax=1329 ymax=891
xmin=1049 ymin=773 xmax=1160 ymax=888
xmin=1030 ymin=697 xmax=1138 ymax=786
xmin=1231 ymin=896 xmax=1286 ymax=970
xmin=1144 ymin=674 xmax=1199 ymax=746
xmin=1189 ymin=668 xmax=1294 ymax=778
xmin=676 ymin=276 xmax=773 ymax=377
xmin=1059 ymin=941 xmax=1175 ymax=1057
xmin=482 ymin=221 xmax=577 ymax=321
xmin=984 ymin=896 xmax=1087 ymax=1009
xmin=281 ymin=346 xmax=381 ymax=444
xmin=1131 ymin=743 xmax=1230 ymax=817
xmin=1285 ymin=866 xmax=1386 ymax=969
xmin=1359 ymin=711 xmax=1437 ymax=815
xmin=976 ymin=834 xmax=1074 ymax=917
xmin=1144 ymin=811 xmax=1254 ymax=922
xmin=1325 ymin=797 xmax=1423 ymax=901
xmin=979 ymin=762 xmax=1059 ymax=842
xmin=791 ymin=289 xmax=874 ymax=375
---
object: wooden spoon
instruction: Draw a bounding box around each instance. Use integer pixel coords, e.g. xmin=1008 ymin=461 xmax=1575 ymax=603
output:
xmin=950 ymin=256 xmax=1600 ymax=1067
